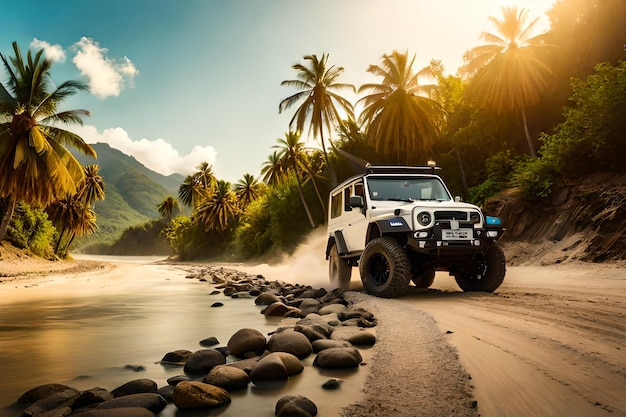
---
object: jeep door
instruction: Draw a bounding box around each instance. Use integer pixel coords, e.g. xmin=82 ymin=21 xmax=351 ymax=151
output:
xmin=341 ymin=182 xmax=368 ymax=252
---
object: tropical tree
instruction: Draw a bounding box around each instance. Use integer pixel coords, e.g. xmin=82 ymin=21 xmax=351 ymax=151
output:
xmin=357 ymin=51 xmax=444 ymax=165
xmin=178 ymin=162 xmax=216 ymax=208
xmin=48 ymin=193 xmax=97 ymax=257
xmin=51 ymin=164 xmax=104 ymax=256
xmin=260 ymin=151 xmax=286 ymax=185
xmin=157 ymin=195 xmax=180 ymax=222
xmin=463 ymin=6 xmax=552 ymax=158
xmin=78 ymin=164 xmax=105 ymax=207
xmin=279 ymin=53 xmax=355 ymax=185
xmin=234 ymin=173 xmax=263 ymax=207
xmin=273 ymin=131 xmax=316 ymax=228
xmin=0 ymin=42 xmax=96 ymax=241
xmin=194 ymin=180 xmax=239 ymax=232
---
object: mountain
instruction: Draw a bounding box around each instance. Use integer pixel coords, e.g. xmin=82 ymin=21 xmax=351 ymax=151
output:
xmin=73 ymin=142 xmax=185 ymax=246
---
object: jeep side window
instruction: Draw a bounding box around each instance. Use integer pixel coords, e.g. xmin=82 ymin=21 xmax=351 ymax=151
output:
xmin=330 ymin=192 xmax=342 ymax=218
xmin=354 ymin=183 xmax=364 ymax=199
xmin=344 ymin=188 xmax=352 ymax=211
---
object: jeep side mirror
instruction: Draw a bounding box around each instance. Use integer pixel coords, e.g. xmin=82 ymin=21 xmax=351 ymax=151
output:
xmin=349 ymin=195 xmax=364 ymax=208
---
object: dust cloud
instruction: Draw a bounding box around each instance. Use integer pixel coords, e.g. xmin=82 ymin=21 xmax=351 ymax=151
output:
xmin=237 ymin=227 xmax=332 ymax=288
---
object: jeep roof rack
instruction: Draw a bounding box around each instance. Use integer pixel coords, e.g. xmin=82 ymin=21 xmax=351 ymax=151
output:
xmin=365 ymin=165 xmax=441 ymax=175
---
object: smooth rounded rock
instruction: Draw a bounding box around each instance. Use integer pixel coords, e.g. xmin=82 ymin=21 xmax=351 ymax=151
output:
xmin=160 ymin=349 xmax=193 ymax=364
xmin=111 ymin=379 xmax=157 ymax=397
xmin=254 ymin=292 xmax=283 ymax=306
xmin=183 ymin=349 xmax=226 ymax=375
xmin=262 ymin=302 xmax=302 ymax=317
xmin=22 ymin=388 xmax=80 ymax=416
xmin=96 ymin=393 xmax=167 ymax=414
xmin=172 ymin=381 xmax=230 ymax=410
xmin=203 ymin=365 xmax=250 ymax=391
xmin=312 ymin=347 xmax=362 ymax=369
xmin=227 ymin=328 xmax=267 ymax=357
xmin=330 ymin=327 xmax=376 ymax=346
xmin=311 ymin=339 xmax=352 ymax=353
xmin=17 ymin=384 xmax=75 ymax=405
xmin=267 ymin=330 xmax=312 ymax=359
xmin=73 ymin=387 xmax=114 ymax=409
xmin=275 ymin=395 xmax=318 ymax=417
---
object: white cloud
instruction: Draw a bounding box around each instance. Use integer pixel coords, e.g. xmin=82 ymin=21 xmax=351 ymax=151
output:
xmin=30 ymin=38 xmax=65 ymax=62
xmin=71 ymin=125 xmax=217 ymax=176
xmin=71 ymin=37 xmax=138 ymax=99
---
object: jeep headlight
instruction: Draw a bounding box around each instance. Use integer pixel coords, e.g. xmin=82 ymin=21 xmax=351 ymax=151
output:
xmin=416 ymin=211 xmax=431 ymax=226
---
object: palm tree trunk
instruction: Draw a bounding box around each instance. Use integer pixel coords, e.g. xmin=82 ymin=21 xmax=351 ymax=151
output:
xmin=319 ymin=128 xmax=338 ymax=187
xmin=0 ymin=197 xmax=16 ymax=241
xmin=454 ymin=149 xmax=469 ymax=192
xmin=295 ymin=167 xmax=316 ymax=228
xmin=522 ymin=108 xmax=537 ymax=158
xmin=61 ymin=231 xmax=77 ymax=258
xmin=55 ymin=225 xmax=69 ymax=254
xmin=304 ymin=167 xmax=327 ymax=214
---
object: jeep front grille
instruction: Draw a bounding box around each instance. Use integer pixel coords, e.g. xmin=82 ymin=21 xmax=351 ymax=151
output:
xmin=434 ymin=211 xmax=468 ymax=221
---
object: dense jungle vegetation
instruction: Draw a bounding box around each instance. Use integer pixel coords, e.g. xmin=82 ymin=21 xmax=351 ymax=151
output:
xmin=1 ymin=0 xmax=625 ymax=261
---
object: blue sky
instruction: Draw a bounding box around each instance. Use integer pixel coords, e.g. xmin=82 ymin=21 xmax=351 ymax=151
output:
xmin=1 ymin=0 xmax=553 ymax=182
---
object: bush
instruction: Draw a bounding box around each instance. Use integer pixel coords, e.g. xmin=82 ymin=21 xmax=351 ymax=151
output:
xmin=6 ymin=202 xmax=56 ymax=258
xmin=510 ymin=156 xmax=558 ymax=199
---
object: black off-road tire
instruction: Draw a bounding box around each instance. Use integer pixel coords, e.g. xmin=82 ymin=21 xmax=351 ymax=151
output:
xmin=359 ymin=237 xmax=411 ymax=298
xmin=454 ymin=244 xmax=506 ymax=292
xmin=412 ymin=268 xmax=436 ymax=289
xmin=329 ymin=243 xmax=352 ymax=290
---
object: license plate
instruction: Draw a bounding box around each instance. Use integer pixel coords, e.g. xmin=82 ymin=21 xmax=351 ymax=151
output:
xmin=443 ymin=229 xmax=472 ymax=240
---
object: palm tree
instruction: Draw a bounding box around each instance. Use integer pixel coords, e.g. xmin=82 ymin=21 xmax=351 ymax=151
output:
xmin=194 ymin=180 xmax=239 ymax=232
xmin=196 ymin=161 xmax=216 ymax=190
xmin=463 ymin=6 xmax=552 ymax=158
xmin=177 ymin=162 xmax=216 ymax=208
xmin=0 ymin=41 xmax=96 ymax=241
xmin=357 ymin=50 xmax=444 ymax=166
xmin=234 ymin=173 xmax=263 ymax=207
xmin=47 ymin=164 xmax=104 ymax=256
xmin=78 ymin=164 xmax=105 ymax=207
xmin=260 ymin=151 xmax=286 ymax=186
xmin=158 ymin=196 xmax=180 ymax=222
xmin=274 ymin=131 xmax=316 ymax=228
xmin=279 ymin=53 xmax=355 ymax=186
xmin=48 ymin=193 xmax=97 ymax=257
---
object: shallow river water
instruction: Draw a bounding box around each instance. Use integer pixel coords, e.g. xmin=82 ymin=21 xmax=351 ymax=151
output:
xmin=0 ymin=256 xmax=366 ymax=417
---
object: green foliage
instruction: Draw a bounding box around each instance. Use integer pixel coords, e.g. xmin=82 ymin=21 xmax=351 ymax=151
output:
xmin=6 ymin=202 xmax=55 ymax=258
xmin=510 ymin=61 xmax=626 ymax=199
xmin=102 ymin=219 xmax=171 ymax=256
xmin=510 ymin=156 xmax=557 ymax=199
xmin=232 ymin=176 xmax=321 ymax=259
xmin=541 ymin=61 xmax=626 ymax=175
xmin=467 ymin=150 xmax=522 ymax=204
xmin=163 ymin=216 xmax=194 ymax=258
xmin=233 ymin=197 xmax=272 ymax=258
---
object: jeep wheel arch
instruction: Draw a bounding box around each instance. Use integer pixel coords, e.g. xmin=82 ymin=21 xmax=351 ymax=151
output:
xmin=359 ymin=237 xmax=411 ymax=298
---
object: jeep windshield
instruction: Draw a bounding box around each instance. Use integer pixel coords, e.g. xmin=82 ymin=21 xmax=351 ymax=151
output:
xmin=365 ymin=176 xmax=452 ymax=202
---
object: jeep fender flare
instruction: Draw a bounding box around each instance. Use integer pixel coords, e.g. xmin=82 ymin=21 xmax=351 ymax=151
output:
xmin=325 ymin=231 xmax=348 ymax=259
xmin=366 ymin=217 xmax=411 ymax=244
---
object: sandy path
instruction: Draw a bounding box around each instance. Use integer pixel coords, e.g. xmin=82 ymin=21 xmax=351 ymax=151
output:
xmin=347 ymin=263 xmax=626 ymax=417
xmin=2 ymin=248 xmax=624 ymax=417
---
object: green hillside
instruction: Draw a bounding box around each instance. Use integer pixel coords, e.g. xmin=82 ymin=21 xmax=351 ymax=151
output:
xmin=73 ymin=142 xmax=184 ymax=246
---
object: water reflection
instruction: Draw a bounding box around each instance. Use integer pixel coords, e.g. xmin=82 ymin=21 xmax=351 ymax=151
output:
xmin=0 ymin=257 xmax=366 ymax=417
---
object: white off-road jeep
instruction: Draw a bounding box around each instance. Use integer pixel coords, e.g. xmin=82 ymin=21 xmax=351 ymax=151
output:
xmin=325 ymin=165 xmax=506 ymax=298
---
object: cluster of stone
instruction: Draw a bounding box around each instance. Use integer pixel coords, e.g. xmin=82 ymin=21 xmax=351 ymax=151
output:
xmin=15 ymin=266 xmax=377 ymax=417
